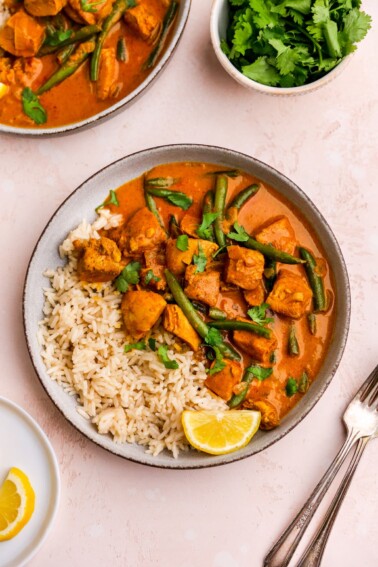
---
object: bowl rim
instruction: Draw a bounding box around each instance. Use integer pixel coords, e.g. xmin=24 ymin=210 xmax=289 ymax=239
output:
xmin=23 ymin=143 xmax=351 ymax=469
xmin=0 ymin=0 xmax=191 ymax=137
xmin=210 ymin=0 xmax=351 ymax=95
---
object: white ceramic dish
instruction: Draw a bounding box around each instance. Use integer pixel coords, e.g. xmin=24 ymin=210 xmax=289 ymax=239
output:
xmin=23 ymin=144 xmax=350 ymax=469
xmin=0 ymin=397 xmax=60 ymax=567
xmin=210 ymin=0 xmax=351 ymax=96
xmin=0 ymin=0 xmax=191 ymax=136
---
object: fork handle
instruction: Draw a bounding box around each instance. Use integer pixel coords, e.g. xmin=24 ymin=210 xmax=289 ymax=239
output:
xmin=264 ymin=429 xmax=360 ymax=567
xmin=295 ymin=436 xmax=370 ymax=567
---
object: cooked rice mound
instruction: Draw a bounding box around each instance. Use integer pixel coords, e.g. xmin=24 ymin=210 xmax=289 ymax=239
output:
xmin=38 ymin=210 xmax=226 ymax=457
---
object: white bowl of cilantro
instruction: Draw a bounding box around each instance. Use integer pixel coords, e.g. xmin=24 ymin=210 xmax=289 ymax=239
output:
xmin=210 ymin=0 xmax=372 ymax=95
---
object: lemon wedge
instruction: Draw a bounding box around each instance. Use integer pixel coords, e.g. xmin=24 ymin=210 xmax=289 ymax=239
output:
xmin=0 ymin=83 xmax=9 ymax=100
xmin=0 ymin=467 xmax=35 ymax=541
xmin=182 ymin=410 xmax=261 ymax=455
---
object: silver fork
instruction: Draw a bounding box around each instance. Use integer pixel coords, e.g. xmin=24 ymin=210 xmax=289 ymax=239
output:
xmin=264 ymin=364 xmax=378 ymax=567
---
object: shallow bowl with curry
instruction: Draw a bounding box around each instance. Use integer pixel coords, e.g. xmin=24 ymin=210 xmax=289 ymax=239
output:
xmin=23 ymin=144 xmax=350 ymax=468
xmin=0 ymin=0 xmax=190 ymax=135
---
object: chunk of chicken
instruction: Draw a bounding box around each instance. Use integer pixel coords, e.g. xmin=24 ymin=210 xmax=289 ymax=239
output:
xmin=74 ymin=236 xmax=124 ymax=282
xmin=97 ymin=47 xmax=121 ymax=100
xmin=225 ymin=245 xmax=264 ymax=290
xmin=121 ymin=290 xmax=167 ymax=341
xmin=255 ymin=216 xmax=296 ymax=255
xmin=66 ymin=0 xmax=113 ymax=25
xmin=124 ymin=2 xmax=161 ymax=43
xmin=142 ymin=247 xmax=166 ymax=291
xmin=267 ymin=269 xmax=312 ymax=319
xmin=243 ymin=281 xmax=265 ymax=307
xmin=243 ymin=399 xmax=280 ymax=430
xmin=205 ymin=360 xmax=243 ymax=401
xmin=180 ymin=214 xmax=200 ymax=238
xmin=25 ymin=0 xmax=67 ymax=17
xmin=166 ymin=238 xmax=218 ymax=276
xmin=184 ymin=265 xmax=220 ymax=308
xmin=0 ymin=11 xmax=45 ymax=57
xmin=121 ymin=207 xmax=167 ymax=255
xmin=233 ymin=324 xmax=278 ymax=364
xmin=163 ymin=305 xmax=201 ymax=351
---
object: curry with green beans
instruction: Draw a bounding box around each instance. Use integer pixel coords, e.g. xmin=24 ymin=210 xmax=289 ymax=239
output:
xmin=73 ymin=161 xmax=335 ymax=431
xmin=0 ymin=0 xmax=177 ymax=128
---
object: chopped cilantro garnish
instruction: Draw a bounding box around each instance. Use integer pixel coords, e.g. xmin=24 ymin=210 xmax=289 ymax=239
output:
xmin=148 ymin=338 xmax=157 ymax=351
xmin=227 ymin=222 xmax=249 ymax=242
xmin=157 ymin=345 xmax=179 ymax=370
xmin=208 ymin=347 xmax=226 ymax=375
xmin=285 ymin=377 xmax=299 ymax=397
xmin=193 ymin=243 xmax=207 ymax=273
xmin=196 ymin=212 xmax=218 ymax=240
xmin=21 ymin=88 xmax=47 ymax=125
xmin=124 ymin=341 xmax=146 ymax=353
xmin=114 ymin=261 xmax=141 ymax=293
xmin=246 ymin=365 xmax=273 ymax=381
xmin=144 ymin=270 xmax=160 ymax=285
xmin=95 ymin=189 xmax=119 ymax=212
xmin=176 ymin=234 xmax=189 ymax=251
xmin=248 ymin=303 xmax=274 ymax=326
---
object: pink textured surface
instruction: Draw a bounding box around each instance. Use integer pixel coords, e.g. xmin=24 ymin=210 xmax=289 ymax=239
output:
xmin=1 ymin=1 xmax=378 ymax=566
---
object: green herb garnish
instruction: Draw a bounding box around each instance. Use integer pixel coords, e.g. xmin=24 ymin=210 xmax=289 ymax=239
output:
xmin=95 ymin=189 xmax=119 ymax=212
xmin=196 ymin=212 xmax=219 ymax=240
xmin=157 ymin=345 xmax=179 ymax=369
xmin=114 ymin=261 xmax=141 ymax=292
xmin=208 ymin=347 xmax=226 ymax=375
xmin=145 ymin=177 xmax=178 ymax=189
xmin=21 ymin=88 xmax=47 ymax=125
xmin=227 ymin=222 xmax=249 ymax=242
xmin=44 ymin=29 xmax=72 ymax=46
xmin=285 ymin=377 xmax=299 ymax=397
xmin=148 ymin=338 xmax=157 ymax=351
xmin=204 ymin=327 xmax=223 ymax=347
xmin=246 ymin=364 xmax=273 ymax=381
xmin=247 ymin=303 xmax=274 ymax=326
xmin=176 ymin=234 xmax=189 ymax=251
xmin=124 ymin=341 xmax=146 ymax=353
xmin=193 ymin=243 xmax=207 ymax=273
xmin=144 ymin=270 xmax=160 ymax=285
xmin=80 ymin=0 xmax=104 ymax=13
xmin=298 ymin=372 xmax=310 ymax=393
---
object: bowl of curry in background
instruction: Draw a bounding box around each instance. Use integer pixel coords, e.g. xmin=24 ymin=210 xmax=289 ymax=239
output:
xmin=0 ymin=0 xmax=190 ymax=135
xmin=23 ymin=144 xmax=351 ymax=469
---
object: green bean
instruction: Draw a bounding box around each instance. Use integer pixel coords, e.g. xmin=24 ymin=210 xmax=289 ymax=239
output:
xmin=228 ymin=367 xmax=255 ymax=408
xmin=243 ymin=237 xmax=305 ymax=264
xmin=144 ymin=1 xmax=179 ymax=69
xmin=164 ymin=270 xmax=240 ymax=361
xmin=209 ymin=307 xmax=227 ymax=321
xmin=213 ymin=175 xmax=228 ymax=247
xmin=227 ymin=184 xmax=260 ymax=211
xmin=37 ymin=40 xmax=95 ymax=95
xmin=206 ymin=169 xmax=239 ymax=178
xmin=288 ymin=323 xmax=300 ymax=356
xmin=143 ymin=182 xmax=166 ymax=232
xmin=56 ymin=43 xmax=76 ymax=65
xmin=116 ymin=37 xmax=127 ymax=62
xmin=192 ymin=301 xmax=207 ymax=315
xmin=264 ymin=259 xmax=277 ymax=292
xmin=208 ymin=320 xmax=271 ymax=338
xmin=145 ymin=177 xmax=178 ymax=188
xmin=307 ymin=313 xmax=317 ymax=335
xmin=299 ymin=247 xmax=327 ymax=312
xmin=39 ymin=25 xmax=101 ymax=55
xmin=91 ymin=0 xmax=131 ymax=81
xmin=169 ymin=215 xmax=180 ymax=238
xmin=298 ymin=371 xmax=309 ymax=393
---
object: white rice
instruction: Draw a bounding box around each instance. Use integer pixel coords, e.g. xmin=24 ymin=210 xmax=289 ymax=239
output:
xmin=39 ymin=210 xmax=227 ymax=458
xmin=0 ymin=2 xmax=10 ymax=30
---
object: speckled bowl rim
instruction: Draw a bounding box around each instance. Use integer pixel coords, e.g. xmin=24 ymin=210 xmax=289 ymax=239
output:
xmin=0 ymin=0 xmax=191 ymax=137
xmin=210 ymin=0 xmax=351 ymax=96
xmin=23 ymin=143 xmax=351 ymax=469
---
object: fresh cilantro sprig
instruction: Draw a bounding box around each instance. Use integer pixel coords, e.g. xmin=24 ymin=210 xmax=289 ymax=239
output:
xmin=44 ymin=29 xmax=72 ymax=47
xmin=144 ymin=270 xmax=161 ymax=285
xmin=222 ymin=0 xmax=372 ymax=88
xmin=193 ymin=243 xmax=207 ymax=273
xmin=227 ymin=222 xmax=249 ymax=242
xmin=80 ymin=0 xmax=104 ymax=13
xmin=247 ymin=303 xmax=274 ymax=326
xmin=95 ymin=189 xmax=119 ymax=212
xmin=124 ymin=341 xmax=146 ymax=353
xmin=157 ymin=345 xmax=179 ymax=369
xmin=285 ymin=377 xmax=299 ymax=397
xmin=114 ymin=261 xmax=141 ymax=293
xmin=21 ymin=88 xmax=47 ymax=125
xmin=176 ymin=234 xmax=189 ymax=251
xmin=196 ymin=212 xmax=218 ymax=240
xmin=208 ymin=347 xmax=227 ymax=375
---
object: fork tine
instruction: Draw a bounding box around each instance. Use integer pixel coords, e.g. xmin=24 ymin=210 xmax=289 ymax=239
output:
xmin=365 ymin=378 xmax=378 ymax=408
xmin=358 ymin=364 xmax=378 ymax=402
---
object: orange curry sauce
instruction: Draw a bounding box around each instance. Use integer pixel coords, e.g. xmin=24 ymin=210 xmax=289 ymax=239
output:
xmin=106 ymin=161 xmax=336 ymax=423
xmin=0 ymin=0 xmax=166 ymax=129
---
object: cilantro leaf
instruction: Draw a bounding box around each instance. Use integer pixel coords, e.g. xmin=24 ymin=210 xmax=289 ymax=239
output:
xmin=80 ymin=0 xmax=104 ymax=13
xmin=165 ymin=192 xmax=192 ymax=210
xmin=285 ymin=377 xmax=298 ymax=397
xmin=227 ymin=222 xmax=250 ymax=242
xmin=208 ymin=347 xmax=226 ymax=375
xmin=95 ymin=189 xmax=119 ymax=212
xmin=124 ymin=341 xmax=146 ymax=353
xmin=204 ymin=327 xmax=223 ymax=347
xmin=248 ymin=303 xmax=274 ymax=326
xmin=157 ymin=345 xmax=179 ymax=370
xmin=21 ymin=88 xmax=47 ymax=125
xmin=176 ymin=234 xmax=189 ymax=251
xmin=44 ymin=29 xmax=72 ymax=46
xmin=114 ymin=261 xmax=141 ymax=292
xmin=148 ymin=338 xmax=157 ymax=351
xmin=144 ymin=270 xmax=160 ymax=285
xmin=242 ymin=57 xmax=281 ymax=86
xmin=196 ymin=212 xmax=218 ymax=240
xmin=246 ymin=364 xmax=273 ymax=381
xmin=193 ymin=243 xmax=207 ymax=273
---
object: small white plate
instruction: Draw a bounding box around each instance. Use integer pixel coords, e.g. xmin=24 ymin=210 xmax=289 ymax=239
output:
xmin=0 ymin=397 xmax=60 ymax=567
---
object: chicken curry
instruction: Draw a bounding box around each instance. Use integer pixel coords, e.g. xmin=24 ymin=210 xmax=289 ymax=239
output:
xmin=72 ymin=161 xmax=336 ymax=432
xmin=0 ymin=0 xmax=178 ymax=128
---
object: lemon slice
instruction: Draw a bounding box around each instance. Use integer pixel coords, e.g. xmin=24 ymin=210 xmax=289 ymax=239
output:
xmin=0 ymin=467 xmax=35 ymax=541
xmin=182 ymin=410 xmax=261 ymax=455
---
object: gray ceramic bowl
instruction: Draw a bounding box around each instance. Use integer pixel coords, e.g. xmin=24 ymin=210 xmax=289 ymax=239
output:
xmin=1 ymin=1 xmax=191 ymax=137
xmin=23 ymin=144 xmax=350 ymax=469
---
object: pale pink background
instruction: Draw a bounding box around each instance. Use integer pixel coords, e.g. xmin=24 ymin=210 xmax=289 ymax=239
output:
xmin=1 ymin=1 xmax=378 ymax=566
